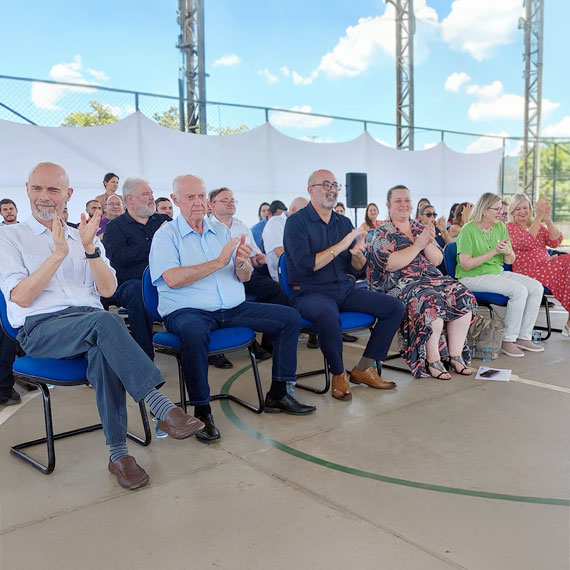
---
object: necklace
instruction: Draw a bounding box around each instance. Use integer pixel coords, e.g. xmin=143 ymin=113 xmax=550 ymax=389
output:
xmin=477 ymin=224 xmax=494 ymax=249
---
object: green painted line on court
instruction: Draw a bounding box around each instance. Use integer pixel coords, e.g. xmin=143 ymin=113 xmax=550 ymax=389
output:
xmin=220 ymin=365 xmax=570 ymax=507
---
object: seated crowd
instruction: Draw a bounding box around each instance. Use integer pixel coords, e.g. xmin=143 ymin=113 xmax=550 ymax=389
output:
xmin=0 ymin=162 xmax=567 ymax=492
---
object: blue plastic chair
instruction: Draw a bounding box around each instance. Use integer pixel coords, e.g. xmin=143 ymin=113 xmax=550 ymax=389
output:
xmin=142 ymin=267 xmax=264 ymax=414
xmin=0 ymin=292 xmax=151 ymax=475
xmin=443 ymin=242 xmax=509 ymax=320
xmin=278 ymin=253 xmax=376 ymax=393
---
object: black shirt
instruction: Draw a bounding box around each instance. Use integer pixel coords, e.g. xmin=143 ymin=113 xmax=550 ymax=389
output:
xmin=283 ymin=201 xmax=357 ymax=289
xmin=103 ymin=210 xmax=170 ymax=285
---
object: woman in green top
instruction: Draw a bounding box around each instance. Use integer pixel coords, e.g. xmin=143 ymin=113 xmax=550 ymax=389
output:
xmin=456 ymin=192 xmax=544 ymax=358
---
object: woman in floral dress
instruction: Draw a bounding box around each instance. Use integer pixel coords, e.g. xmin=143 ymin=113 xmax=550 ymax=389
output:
xmin=368 ymin=185 xmax=476 ymax=379
xmin=506 ymin=193 xmax=570 ymax=337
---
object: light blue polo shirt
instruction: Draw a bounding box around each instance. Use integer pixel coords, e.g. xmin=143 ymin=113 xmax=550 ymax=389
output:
xmin=149 ymin=215 xmax=245 ymax=317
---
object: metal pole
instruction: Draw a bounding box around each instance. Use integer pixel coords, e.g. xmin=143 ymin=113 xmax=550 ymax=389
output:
xmin=552 ymin=143 xmax=557 ymax=221
xmin=135 ymin=93 xmax=139 ymax=112
xmin=197 ymin=0 xmax=207 ymax=134
xmin=500 ymin=138 xmax=506 ymax=195
xmin=178 ymin=78 xmax=186 ymax=132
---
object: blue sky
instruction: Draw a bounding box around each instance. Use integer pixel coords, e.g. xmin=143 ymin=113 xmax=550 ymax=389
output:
xmin=1 ymin=0 xmax=569 ymax=154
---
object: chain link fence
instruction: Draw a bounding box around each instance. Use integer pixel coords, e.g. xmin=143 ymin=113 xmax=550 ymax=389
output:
xmin=1 ymin=74 xmax=569 ymax=225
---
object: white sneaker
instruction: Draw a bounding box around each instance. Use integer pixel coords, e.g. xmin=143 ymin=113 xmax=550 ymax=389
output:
xmin=501 ymin=341 xmax=525 ymax=357
xmin=515 ymin=339 xmax=545 ymax=352
xmin=562 ymin=325 xmax=570 ymax=338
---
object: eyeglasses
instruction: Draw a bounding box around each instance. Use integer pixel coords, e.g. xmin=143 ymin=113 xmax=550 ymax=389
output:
xmin=311 ymin=181 xmax=341 ymax=191
xmin=213 ymin=198 xmax=238 ymax=205
xmin=423 ymin=212 xmax=437 ymax=218
xmin=487 ymin=206 xmax=501 ymax=211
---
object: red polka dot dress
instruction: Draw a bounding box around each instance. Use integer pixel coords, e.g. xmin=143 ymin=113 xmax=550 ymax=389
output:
xmin=506 ymin=222 xmax=570 ymax=314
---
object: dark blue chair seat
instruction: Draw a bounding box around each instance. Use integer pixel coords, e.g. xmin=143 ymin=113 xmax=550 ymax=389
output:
xmin=277 ymin=253 xmax=376 ymax=394
xmin=0 ymin=292 xmax=151 ymax=475
xmin=142 ymin=267 xmax=264 ymax=414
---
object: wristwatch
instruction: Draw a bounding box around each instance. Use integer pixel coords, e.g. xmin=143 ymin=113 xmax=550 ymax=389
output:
xmin=85 ymin=247 xmax=101 ymax=259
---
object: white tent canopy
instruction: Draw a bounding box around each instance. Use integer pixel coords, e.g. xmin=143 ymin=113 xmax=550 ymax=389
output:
xmin=0 ymin=112 xmax=502 ymax=226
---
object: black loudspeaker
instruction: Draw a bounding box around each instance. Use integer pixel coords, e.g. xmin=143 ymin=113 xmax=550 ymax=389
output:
xmin=345 ymin=172 xmax=368 ymax=208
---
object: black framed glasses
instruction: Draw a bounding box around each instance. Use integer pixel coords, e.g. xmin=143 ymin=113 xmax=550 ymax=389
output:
xmin=311 ymin=181 xmax=341 ymax=191
xmin=423 ymin=212 xmax=437 ymax=218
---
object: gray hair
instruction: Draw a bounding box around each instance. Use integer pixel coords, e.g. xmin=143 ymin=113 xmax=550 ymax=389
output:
xmin=471 ymin=192 xmax=501 ymax=224
xmin=508 ymin=192 xmax=533 ymax=223
xmin=172 ymin=174 xmax=206 ymax=197
xmin=122 ymin=177 xmax=148 ymax=198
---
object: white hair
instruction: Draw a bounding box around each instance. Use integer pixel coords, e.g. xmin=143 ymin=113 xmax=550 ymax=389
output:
xmin=122 ymin=177 xmax=149 ymax=198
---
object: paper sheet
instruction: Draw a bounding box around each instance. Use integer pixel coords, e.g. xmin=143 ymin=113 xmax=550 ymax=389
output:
xmin=475 ymin=366 xmax=511 ymax=381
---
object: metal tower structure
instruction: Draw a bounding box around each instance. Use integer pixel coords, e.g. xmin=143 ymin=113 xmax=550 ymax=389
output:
xmin=177 ymin=0 xmax=207 ymax=133
xmin=384 ymin=0 xmax=415 ymax=150
xmin=520 ymin=0 xmax=544 ymax=200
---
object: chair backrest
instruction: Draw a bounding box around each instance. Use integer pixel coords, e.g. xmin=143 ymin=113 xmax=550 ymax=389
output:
xmin=277 ymin=253 xmax=291 ymax=297
xmin=142 ymin=266 xmax=162 ymax=322
xmin=0 ymin=290 xmax=19 ymax=340
xmin=443 ymin=242 xmax=457 ymax=278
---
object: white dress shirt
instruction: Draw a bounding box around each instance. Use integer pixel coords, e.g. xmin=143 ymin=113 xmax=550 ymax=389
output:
xmin=210 ymin=216 xmax=261 ymax=256
xmin=0 ymin=216 xmax=115 ymax=328
xmin=262 ymin=212 xmax=288 ymax=281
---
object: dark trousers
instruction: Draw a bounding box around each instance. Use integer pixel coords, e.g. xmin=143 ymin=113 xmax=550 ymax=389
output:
xmin=113 ymin=279 xmax=154 ymax=360
xmin=0 ymin=329 xmax=17 ymax=395
xmin=164 ymin=302 xmax=301 ymax=406
xmin=17 ymin=308 xmax=164 ymax=445
xmin=290 ymin=279 xmax=404 ymax=375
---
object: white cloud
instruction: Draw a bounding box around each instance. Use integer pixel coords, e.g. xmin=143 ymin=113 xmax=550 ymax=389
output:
xmin=465 ymin=131 xmax=509 ymax=153
xmin=31 ymin=55 xmax=103 ymax=110
xmin=444 ymin=71 xmax=471 ymax=92
xmin=280 ymin=66 xmax=290 ymax=77
xmin=271 ymin=105 xmax=333 ymax=129
xmin=441 ymin=0 xmax=524 ymax=61
xmin=87 ymin=68 xmax=109 ymax=81
xmin=292 ymin=70 xmax=317 ymax=85
xmin=258 ymin=68 xmax=278 ymax=84
xmin=466 ymin=81 xmax=559 ymax=121
xmin=213 ymin=54 xmax=241 ymax=67
xmin=542 ymin=116 xmax=570 ymax=138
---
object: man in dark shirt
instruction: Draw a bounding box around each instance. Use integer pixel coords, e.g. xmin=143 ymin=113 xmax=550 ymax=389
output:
xmin=102 ymin=177 xmax=171 ymax=359
xmin=283 ymin=169 xmax=405 ymax=401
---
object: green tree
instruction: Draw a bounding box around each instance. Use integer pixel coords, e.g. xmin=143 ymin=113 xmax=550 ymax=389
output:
xmin=61 ymin=101 xmax=119 ymax=127
xmin=153 ymin=105 xmax=248 ymax=135
xmin=538 ymin=143 xmax=570 ymax=222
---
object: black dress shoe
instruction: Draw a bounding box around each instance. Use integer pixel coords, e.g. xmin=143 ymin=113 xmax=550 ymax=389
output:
xmin=264 ymin=393 xmax=316 ymax=415
xmin=208 ymin=354 xmax=233 ymax=369
xmin=251 ymin=340 xmax=272 ymax=361
xmin=0 ymin=388 xmax=21 ymax=406
xmin=195 ymin=413 xmax=221 ymax=443
xmin=306 ymin=333 xmax=320 ymax=349
xmin=342 ymin=333 xmax=358 ymax=343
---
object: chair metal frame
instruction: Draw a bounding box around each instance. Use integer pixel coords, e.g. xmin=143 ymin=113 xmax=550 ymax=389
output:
xmin=0 ymin=293 xmax=151 ymax=475
xmin=142 ymin=267 xmax=265 ymax=414
xmin=277 ymin=253 xmax=376 ymax=393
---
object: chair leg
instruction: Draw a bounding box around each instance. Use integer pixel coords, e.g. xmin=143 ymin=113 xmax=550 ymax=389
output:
xmin=10 ymin=383 xmax=103 ymax=475
xmin=211 ymin=347 xmax=265 ymax=413
xmin=295 ymin=354 xmax=330 ymax=394
xmin=126 ymin=401 xmax=152 ymax=447
xmin=534 ymin=295 xmax=559 ymax=340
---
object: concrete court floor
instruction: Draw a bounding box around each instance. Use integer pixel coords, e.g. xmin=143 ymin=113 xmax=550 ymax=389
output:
xmin=0 ymin=305 xmax=569 ymax=570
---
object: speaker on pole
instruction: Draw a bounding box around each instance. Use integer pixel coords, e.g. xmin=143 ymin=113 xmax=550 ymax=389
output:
xmin=345 ymin=172 xmax=368 ymax=209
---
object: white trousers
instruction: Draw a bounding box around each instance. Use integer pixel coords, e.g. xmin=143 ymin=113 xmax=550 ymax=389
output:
xmin=459 ymin=271 xmax=543 ymax=342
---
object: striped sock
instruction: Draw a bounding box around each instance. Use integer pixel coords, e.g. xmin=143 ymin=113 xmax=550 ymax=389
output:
xmin=109 ymin=442 xmax=129 ymax=463
xmin=144 ymin=389 xmax=176 ymax=420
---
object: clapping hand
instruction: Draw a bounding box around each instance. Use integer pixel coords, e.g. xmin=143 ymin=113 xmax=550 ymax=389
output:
xmin=234 ymin=235 xmax=252 ymax=268
xmin=78 ymin=211 xmax=101 ymax=250
xmin=218 ymin=237 xmax=240 ymax=266
xmin=535 ymin=197 xmax=550 ymax=222
xmin=436 ymin=216 xmax=447 ymax=232
xmin=51 ymin=216 xmax=69 ymax=260
xmin=495 ymin=239 xmax=511 ymax=255
xmin=349 ymin=233 xmax=368 ymax=257
xmin=415 ymin=224 xmax=435 ymax=249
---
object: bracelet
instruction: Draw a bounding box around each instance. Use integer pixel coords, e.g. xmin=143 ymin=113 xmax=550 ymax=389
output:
xmin=329 ymin=248 xmax=335 ymax=258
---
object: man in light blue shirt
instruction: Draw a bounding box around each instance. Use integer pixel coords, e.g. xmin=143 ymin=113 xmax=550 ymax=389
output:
xmin=149 ymin=174 xmax=316 ymax=443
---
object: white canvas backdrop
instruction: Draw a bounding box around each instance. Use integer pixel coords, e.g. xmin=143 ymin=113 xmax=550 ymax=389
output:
xmin=0 ymin=112 xmax=502 ymax=226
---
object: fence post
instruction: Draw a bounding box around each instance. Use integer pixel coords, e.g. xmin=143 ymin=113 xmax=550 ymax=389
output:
xmin=265 ymin=108 xmax=269 ymax=123
xmin=364 ymin=121 xmax=367 ymax=132
xmin=552 ymin=143 xmax=557 ymax=222
xmin=135 ymin=93 xmax=139 ymax=112
xmin=500 ymin=138 xmax=506 ymax=195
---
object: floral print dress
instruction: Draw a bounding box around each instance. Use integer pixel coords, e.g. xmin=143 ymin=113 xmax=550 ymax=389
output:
xmin=367 ymin=220 xmax=476 ymax=378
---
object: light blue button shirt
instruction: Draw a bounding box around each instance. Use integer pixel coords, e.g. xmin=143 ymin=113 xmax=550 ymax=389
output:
xmin=149 ymin=215 xmax=245 ymax=317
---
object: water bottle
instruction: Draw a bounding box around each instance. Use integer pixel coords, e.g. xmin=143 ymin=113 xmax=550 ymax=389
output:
xmin=286 ymin=381 xmax=295 ymax=396
xmin=152 ymin=416 xmax=168 ymax=438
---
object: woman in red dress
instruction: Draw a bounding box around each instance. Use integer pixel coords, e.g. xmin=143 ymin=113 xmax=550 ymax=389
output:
xmin=506 ymin=193 xmax=570 ymax=337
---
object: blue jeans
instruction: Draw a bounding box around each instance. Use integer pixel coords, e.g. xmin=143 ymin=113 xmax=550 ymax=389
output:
xmin=113 ymin=279 xmax=154 ymax=360
xmin=17 ymin=307 xmax=164 ymax=445
xmin=290 ymin=279 xmax=405 ymax=375
xmin=164 ymin=302 xmax=301 ymax=406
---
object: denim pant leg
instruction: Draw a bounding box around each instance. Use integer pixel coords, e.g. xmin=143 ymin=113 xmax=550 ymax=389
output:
xmin=224 ymin=302 xmax=300 ymax=383
xmin=0 ymin=329 xmax=17 ymax=393
xmin=18 ymin=308 xmax=165 ymax=445
xmin=290 ymin=292 xmax=345 ymax=374
xmin=115 ymin=279 xmax=154 ymax=360
xmin=164 ymin=309 xmax=218 ymax=406
xmin=341 ymin=288 xmax=405 ymax=361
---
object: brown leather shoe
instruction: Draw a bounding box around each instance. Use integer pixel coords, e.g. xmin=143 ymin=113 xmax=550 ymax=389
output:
xmin=158 ymin=407 xmax=205 ymax=439
xmin=331 ymin=372 xmax=352 ymax=401
xmin=349 ymin=366 xmax=396 ymax=389
xmin=108 ymin=456 xmax=149 ymax=490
